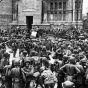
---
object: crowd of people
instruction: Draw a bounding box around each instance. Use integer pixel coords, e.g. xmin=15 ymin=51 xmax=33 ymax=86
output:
xmin=0 ymin=27 xmax=88 ymax=88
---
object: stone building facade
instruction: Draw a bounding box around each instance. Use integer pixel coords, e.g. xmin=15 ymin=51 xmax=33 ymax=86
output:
xmin=0 ymin=0 xmax=83 ymax=29
xmin=0 ymin=0 xmax=12 ymax=29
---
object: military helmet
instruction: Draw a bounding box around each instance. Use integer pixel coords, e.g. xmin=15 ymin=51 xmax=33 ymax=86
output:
xmin=63 ymin=55 xmax=69 ymax=61
xmin=24 ymin=57 xmax=31 ymax=63
xmin=3 ymin=53 xmax=10 ymax=59
xmin=40 ymin=57 xmax=47 ymax=62
xmin=42 ymin=46 xmax=46 ymax=51
xmin=69 ymin=56 xmax=76 ymax=63
xmin=80 ymin=58 xmax=87 ymax=63
xmin=23 ymin=50 xmax=27 ymax=55
xmin=30 ymin=50 xmax=38 ymax=56
xmin=73 ymin=49 xmax=78 ymax=54
xmin=14 ymin=59 xmax=20 ymax=66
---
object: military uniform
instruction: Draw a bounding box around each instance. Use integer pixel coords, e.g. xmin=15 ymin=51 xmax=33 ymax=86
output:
xmin=12 ymin=43 xmax=17 ymax=57
xmin=22 ymin=58 xmax=34 ymax=88
xmin=41 ymin=68 xmax=55 ymax=88
xmin=62 ymin=81 xmax=75 ymax=88
xmin=11 ymin=60 xmax=26 ymax=88
xmin=4 ymin=65 xmax=12 ymax=88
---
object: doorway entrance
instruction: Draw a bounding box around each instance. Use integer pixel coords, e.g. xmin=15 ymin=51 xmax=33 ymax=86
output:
xmin=26 ymin=16 xmax=33 ymax=33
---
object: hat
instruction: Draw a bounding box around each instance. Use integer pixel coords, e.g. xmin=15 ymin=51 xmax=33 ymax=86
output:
xmin=24 ymin=57 xmax=31 ymax=63
xmin=42 ymin=46 xmax=46 ymax=51
xmin=63 ymin=55 xmax=69 ymax=61
xmin=14 ymin=59 xmax=20 ymax=66
xmin=69 ymin=56 xmax=76 ymax=63
xmin=30 ymin=50 xmax=38 ymax=56
xmin=3 ymin=53 xmax=10 ymax=58
xmin=23 ymin=50 xmax=27 ymax=55
xmin=80 ymin=58 xmax=87 ymax=63
xmin=73 ymin=49 xmax=78 ymax=54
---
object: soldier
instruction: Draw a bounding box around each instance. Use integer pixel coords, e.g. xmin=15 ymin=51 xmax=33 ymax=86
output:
xmin=20 ymin=50 xmax=27 ymax=68
xmin=59 ymin=56 xmax=81 ymax=86
xmin=60 ymin=56 xmax=80 ymax=75
xmin=12 ymin=42 xmax=17 ymax=57
xmin=11 ymin=59 xmax=26 ymax=88
xmin=62 ymin=80 xmax=75 ymax=88
xmin=0 ymin=53 xmax=9 ymax=75
xmin=22 ymin=57 xmax=34 ymax=88
xmin=75 ymin=63 xmax=85 ymax=88
xmin=41 ymin=60 xmax=55 ymax=88
xmin=4 ymin=65 xmax=12 ymax=88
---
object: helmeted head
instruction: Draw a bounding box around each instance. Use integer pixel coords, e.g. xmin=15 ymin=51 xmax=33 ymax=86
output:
xmin=24 ymin=57 xmax=31 ymax=63
xmin=80 ymin=58 xmax=87 ymax=66
xmin=30 ymin=50 xmax=38 ymax=57
xmin=3 ymin=53 xmax=10 ymax=59
xmin=68 ymin=56 xmax=76 ymax=64
xmin=44 ymin=60 xmax=49 ymax=68
xmin=14 ymin=59 xmax=20 ymax=66
xmin=63 ymin=55 xmax=69 ymax=62
xmin=23 ymin=50 xmax=27 ymax=56
xmin=73 ymin=49 xmax=79 ymax=54
xmin=24 ymin=57 xmax=32 ymax=67
xmin=42 ymin=46 xmax=46 ymax=51
xmin=40 ymin=57 xmax=47 ymax=63
xmin=62 ymin=81 xmax=75 ymax=88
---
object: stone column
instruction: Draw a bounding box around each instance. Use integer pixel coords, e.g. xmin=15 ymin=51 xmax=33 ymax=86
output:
xmin=73 ymin=0 xmax=75 ymax=22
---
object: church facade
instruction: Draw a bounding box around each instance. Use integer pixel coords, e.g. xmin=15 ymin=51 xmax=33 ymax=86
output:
xmin=0 ymin=0 xmax=83 ymax=29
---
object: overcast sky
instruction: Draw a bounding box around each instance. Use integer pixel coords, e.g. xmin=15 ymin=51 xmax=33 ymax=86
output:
xmin=83 ymin=0 xmax=88 ymax=15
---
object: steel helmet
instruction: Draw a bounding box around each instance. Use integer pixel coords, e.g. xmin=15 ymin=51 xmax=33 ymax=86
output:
xmin=63 ymin=55 xmax=69 ymax=61
xmin=69 ymin=56 xmax=76 ymax=63
xmin=80 ymin=58 xmax=87 ymax=63
xmin=23 ymin=50 xmax=27 ymax=55
xmin=14 ymin=59 xmax=20 ymax=66
xmin=24 ymin=57 xmax=31 ymax=63
xmin=30 ymin=50 xmax=38 ymax=56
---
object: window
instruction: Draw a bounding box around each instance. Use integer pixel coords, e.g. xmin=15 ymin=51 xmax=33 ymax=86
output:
xmin=59 ymin=2 xmax=62 ymax=9
xmin=12 ymin=0 xmax=18 ymax=21
xmin=59 ymin=11 xmax=62 ymax=14
xmin=63 ymin=11 xmax=66 ymax=21
xmin=55 ymin=2 xmax=58 ymax=10
xmin=59 ymin=11 xmax=62 ymax=21
xmin=75 ymin=1 xmax=81 ymax=10
xmin=75 ymin=1 xmax=78 ymax=9
xmin=46 ymin=0 xmax=68 ymax=22
xmin=50 ymin=2 xmax=53 ymax=10
xmin=63 ymin=2 xmax=66 ymax=9
xmin=54 ymin=11 xmax=58 ymax=21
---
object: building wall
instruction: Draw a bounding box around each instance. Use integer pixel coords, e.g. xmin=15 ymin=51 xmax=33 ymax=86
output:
xmin=0 ymin=0 xmax=83 ymax=29
xmin=41 ymin=0 xmax=83 ymax=29
xmin=18 ymin=0 xmax=42 ymax=25
xmin=0 ymin=0 xmax=12 ymax=28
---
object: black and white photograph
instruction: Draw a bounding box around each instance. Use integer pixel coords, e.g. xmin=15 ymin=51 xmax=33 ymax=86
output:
xmin=0 ymin=0 xmax=88 ymax=88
